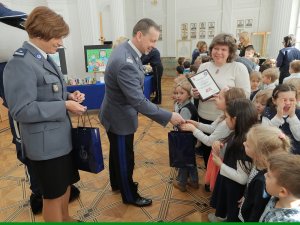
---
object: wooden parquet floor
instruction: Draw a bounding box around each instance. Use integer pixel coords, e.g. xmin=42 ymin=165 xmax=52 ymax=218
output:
xmin=0 ymin=76 xmax=212 ymax=222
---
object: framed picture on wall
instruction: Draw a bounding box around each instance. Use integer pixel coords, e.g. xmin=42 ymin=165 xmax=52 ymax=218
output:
xmin=199 ymin=22 xmax=206 ymax=30
xmin=199 ymin=30 xmax=206 ymax=39
xmin=190 ymin=23 xmax=197 ymax=39
xmin=158 ymin=25 xmax=162 ymax=40
xmin=176 ymin=40 xmax=192 ymax=58
xmin=245 ymin=19 xmax=253 ymax=28
xmin=237 ymin=20 xmax=244 ymax=28
xmin=208 ymin=29 xmax=215 ymax=39
xmin=181 ymin=23 xmax=188 ymax=40
xmin=208 ymin=22 xmax=215 ymax=29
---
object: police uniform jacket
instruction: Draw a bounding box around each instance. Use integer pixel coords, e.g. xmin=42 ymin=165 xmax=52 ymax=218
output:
xmin=99 ymin=41 xmax=171 ymax=135
xmin=3 ymin=41 xmax=72 ymax=161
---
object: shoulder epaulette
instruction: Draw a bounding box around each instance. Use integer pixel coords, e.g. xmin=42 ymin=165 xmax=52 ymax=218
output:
xmin=13 ymin=48 xmax=27 ymax=57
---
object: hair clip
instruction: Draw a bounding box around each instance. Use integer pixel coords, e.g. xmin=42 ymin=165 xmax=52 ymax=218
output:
xmin=278 ymin=132 xmax=286 ymax=140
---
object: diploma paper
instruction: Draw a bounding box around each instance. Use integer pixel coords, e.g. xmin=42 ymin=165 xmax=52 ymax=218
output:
xmin=188 ymin=69 xmax=220 ymax=101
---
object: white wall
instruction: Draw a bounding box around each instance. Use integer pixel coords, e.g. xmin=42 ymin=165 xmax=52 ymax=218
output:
xmin=2 ymin=0 xmax=299 ymax=79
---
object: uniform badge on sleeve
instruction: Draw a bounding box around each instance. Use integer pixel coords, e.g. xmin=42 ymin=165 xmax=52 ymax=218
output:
xmin=126 ymin=56 xmax=133 ymax=64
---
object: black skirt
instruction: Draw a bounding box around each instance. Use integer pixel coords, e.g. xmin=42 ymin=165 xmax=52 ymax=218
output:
xmin=29 ymin=152 xmax=80 ymax=199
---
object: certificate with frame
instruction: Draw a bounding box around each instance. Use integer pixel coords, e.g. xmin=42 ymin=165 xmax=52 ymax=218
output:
xmin=187 ymin=69 xmax=220 ymax=101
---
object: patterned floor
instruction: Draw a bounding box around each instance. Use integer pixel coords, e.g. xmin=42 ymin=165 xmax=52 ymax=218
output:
xmin=0 ymin=76 xmax=213 ymax=222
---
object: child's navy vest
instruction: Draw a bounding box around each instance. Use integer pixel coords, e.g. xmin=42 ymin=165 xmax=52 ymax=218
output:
xmin=179 ymin=102 xmax=199 ymax=121
xmin=264 ymin=107 xmax=300 ymax=154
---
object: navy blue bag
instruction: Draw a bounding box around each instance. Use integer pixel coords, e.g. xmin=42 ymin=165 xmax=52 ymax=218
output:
xmin=72 ymin=112 xmax=104 ymax=173
xmin=168 ymin=131 xmax=196 ymax=168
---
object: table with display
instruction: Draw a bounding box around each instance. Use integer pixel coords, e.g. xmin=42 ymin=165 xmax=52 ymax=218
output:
xmin=67 ymin=75 xmax=153 ymax=110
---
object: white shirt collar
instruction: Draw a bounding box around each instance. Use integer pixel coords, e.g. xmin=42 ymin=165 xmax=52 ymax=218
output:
xmin=27 ymin=40 xmax=47 ymax=59
xmin=128 ymin=40 xmax=142 ymax=58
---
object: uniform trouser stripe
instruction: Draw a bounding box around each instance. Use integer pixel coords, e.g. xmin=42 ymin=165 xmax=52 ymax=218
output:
xmin=117 ymin=135 xmax=133 ymax=202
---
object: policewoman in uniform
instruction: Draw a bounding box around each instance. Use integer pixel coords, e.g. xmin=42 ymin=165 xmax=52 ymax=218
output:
xmin=3 ymin=6 xmax=86 ymax=222
xmin=99 ymin=18 xmax=185 ymax=207
xmin=141 ymin=47 xmax=164 ymax=104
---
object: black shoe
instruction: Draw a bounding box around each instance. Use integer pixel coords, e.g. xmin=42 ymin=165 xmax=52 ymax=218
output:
xmin=204 ymin=184 xmax=211 ymax=192
xmin=69 ymin=185 xmax=80 ymax=202
xmin=125 ymin=197 xmax=152 ymax=207
xmin=30 ymin=193 xmax=43 ymax=215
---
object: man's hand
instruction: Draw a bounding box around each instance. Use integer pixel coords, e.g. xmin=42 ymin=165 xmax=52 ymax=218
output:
xmin=170 ymin=112 xmax=185 ymax=126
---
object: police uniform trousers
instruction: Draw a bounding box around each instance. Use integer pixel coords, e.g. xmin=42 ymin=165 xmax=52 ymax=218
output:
xmin=1 ymin=62 xmax=41 ymax=196
xmin=152 ymin=65 xmax=163 ymax=104
xmin=107 ymin=131 xmax=139 ymax=203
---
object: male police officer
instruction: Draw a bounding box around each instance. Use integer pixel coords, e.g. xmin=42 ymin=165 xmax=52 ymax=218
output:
xmin=99 ymin=18 xmax=185 ymax=207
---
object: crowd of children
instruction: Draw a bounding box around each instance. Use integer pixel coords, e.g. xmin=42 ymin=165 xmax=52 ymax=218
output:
xmin=170 ymin=53 xmax=300 ymax=222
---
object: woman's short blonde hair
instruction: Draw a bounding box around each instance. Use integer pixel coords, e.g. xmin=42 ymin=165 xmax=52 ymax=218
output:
xmin=25 ymin=6 xmax=69 ymax=40
xmin=239 ymin=31 xmax=251 ymax=46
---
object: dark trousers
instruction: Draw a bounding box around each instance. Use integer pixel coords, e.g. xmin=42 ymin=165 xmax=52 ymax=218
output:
xmin=198 ymin=116 xmax=213 ymax=168
xmin=279 ymin=72 xmax=290 ymax=84
xmin=8 ymin=111 xmax=42 ymax=196
xmin=1 ymin=62 xmax=41 ymax=196
xmin=107 ymin=131 xmax=138 ymax=203
xmin=152 ymin=65 xmax=163 ymax=103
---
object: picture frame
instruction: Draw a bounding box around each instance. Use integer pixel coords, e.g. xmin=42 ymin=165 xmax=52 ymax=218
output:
xmin=199 ymin=30 xmax=206 ymax=39
xmin=237 ymin=19 xmax=244 ymax=28
xmin=190 ymin=23 xmax=197 ymax=39
xmin=208 ymin=22 xmax=215 ymax=29
xmin=208 ymin=29 xmax=215 ymax=39
xmin=181 ymin=23 xmax=188 ymax=40
xmin=176 ymin=40 xmax=192 ymax=58
xmin=187 ymin=69 xmax=220 ymax=101
xmin=158 ymin=25 xmax=162 ymax=40
xmin=245 ymin=19 xmax=253 ymax=28
xmin=199 ymin=22 xmax=206 ymax=30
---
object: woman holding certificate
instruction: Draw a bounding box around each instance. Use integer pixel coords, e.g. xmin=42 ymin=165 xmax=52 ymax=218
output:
xmin=192 ymin=33 xmax=250 ymax=168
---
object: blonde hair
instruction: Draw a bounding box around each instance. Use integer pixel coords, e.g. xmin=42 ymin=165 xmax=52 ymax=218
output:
xmin=196 ymin=41 xmax=207 ymax=52
xmin=250 ymin=71 xmax=262 ymax=81
xmin=247 ymin=124 xmax=291 ymax=168
xmin=239 ymin=31 xmax=251 ymax=46
xmin=175 ymin=80 xmax=192 ymax=97
xmin=113 ymin=36 xmax=128 ymax=48
xmin=268 ymin=154 xmax=300 ymax=198
xmin=290 ymin=60 xmax=300 ymax=73
xmin=255 ymin=89 xmax=273 ymax=105
xmin=262 ymin=68 xmax=280 ymax=82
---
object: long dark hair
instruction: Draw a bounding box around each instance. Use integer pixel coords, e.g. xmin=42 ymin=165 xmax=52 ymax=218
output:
xmin=224 ymin=99 xmax=258 ymax=173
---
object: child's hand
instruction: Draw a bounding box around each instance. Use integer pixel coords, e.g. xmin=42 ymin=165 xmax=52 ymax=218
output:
xmin=276 ymin=99 xmax=285 ymax=118
xmin=186 ymin=119 xmax=199 ymax=127
xmin=237 ymin=197 xmax=245 ymax=208
xmin=180 ymin=123 xmax=196 ymax=132
xmin=212 ymin=141 xmax=223 ymax=156
xmin=288 ymin=101 xmax=296 ymax=117
xmin=212 ymin=152 xmax=222 ymax=167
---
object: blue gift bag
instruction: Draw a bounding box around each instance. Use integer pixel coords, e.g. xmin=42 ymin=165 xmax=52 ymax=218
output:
xmin=168 ymin=131 xmax=196 ymax=168
xmin=72 ymin=113 xmax=104 ymax=173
